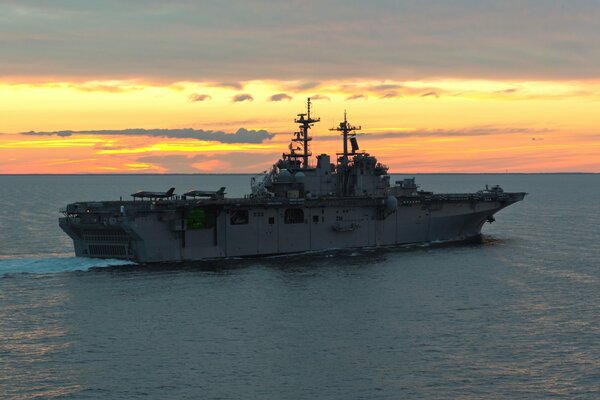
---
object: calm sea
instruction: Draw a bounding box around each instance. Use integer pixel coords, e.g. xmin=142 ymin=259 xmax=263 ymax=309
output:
xmin=1 ymin=174 xmax=599 ymax=399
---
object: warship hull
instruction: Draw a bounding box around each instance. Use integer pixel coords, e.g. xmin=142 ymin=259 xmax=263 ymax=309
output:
xmin=59 ymin=192 xmax=525 ymax=263
xmin=59 ymin=99 xmax=526 ymax=263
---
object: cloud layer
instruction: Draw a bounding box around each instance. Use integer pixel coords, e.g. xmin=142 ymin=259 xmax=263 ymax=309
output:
xmin=3 ymin=1 xmax=600 ymax=82
xmin=189 ymin=93 xmax=212 ymax=102
xmin=314 ymin=127 xmax=552 ymax=141
xmin=232 ymin=94 xmax=253 ymax=102
xmin=269 ymin=93 xmax=292 ymax=101
xmin=21 ymin=128 xmax=275 ymax=144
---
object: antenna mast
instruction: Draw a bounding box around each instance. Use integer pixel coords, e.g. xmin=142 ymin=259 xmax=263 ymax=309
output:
xmin=330 ymin=110 xmax=361 ymax=167
xmin=285 ymin=97 xmax=320 ymax=168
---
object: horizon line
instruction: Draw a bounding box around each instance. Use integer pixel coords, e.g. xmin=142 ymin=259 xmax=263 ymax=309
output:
xmin=0 ymin=172 xmax=598 ymax=176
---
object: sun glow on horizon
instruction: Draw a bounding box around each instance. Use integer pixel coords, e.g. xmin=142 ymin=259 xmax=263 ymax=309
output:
xmin=1 ymin=78 xmax=600 ymax=173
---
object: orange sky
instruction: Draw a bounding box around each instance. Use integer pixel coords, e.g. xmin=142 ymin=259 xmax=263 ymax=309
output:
xmin=3 ymin=2 xmax=600 ymax=173
xmin=1 ymin=79 xmax=599 ymax=173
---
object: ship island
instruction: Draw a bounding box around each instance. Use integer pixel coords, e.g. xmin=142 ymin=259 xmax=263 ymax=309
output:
xmin=59 ymin=99 xmax=526 ymax=263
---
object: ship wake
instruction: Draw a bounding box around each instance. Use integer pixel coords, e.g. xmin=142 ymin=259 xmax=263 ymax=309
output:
xmin=0 ymin=255 xmax=136 ymax=276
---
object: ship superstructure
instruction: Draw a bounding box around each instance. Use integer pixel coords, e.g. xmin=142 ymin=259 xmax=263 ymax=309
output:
xmin=59 ymin=99 xmax=526 ymax=263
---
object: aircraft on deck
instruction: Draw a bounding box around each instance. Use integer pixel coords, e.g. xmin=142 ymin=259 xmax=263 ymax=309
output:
xmin=183 ymin=187 xmax=226 ymax=199
xmin=131 ymin=187 xmax=176 ymax=200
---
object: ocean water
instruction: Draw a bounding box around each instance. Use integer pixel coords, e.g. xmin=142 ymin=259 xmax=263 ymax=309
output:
xmin=1 ymin=174 xmax=599 ymax=399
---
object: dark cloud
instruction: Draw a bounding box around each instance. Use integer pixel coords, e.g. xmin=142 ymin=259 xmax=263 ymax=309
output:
xmin=310 ymin=94 xmax=330 ymax=101
xmin=373 ymin=127 xmax=551 ymax=139
xmin=22 ymin=130 xmax=73 ymax=137
xmin=21 ymin=127 xmax=275 ymax=144
xmin=293 ymin=81 xmax=321 ymax=91
xmin=371 ymin=84 xmax=403 ymax=92
xmin=189 ymin=93 xmax=212 ymax=102
xmin=420 ymin=91 xmax=439 ymax=98
xmin=215 ymin=82 xmax=244 ymax=90
xmin=232 ymin=94 xmax=253 ymax=102
xmin=367 ymin=84 xmax=444 ymax=98
xmin=380 ymin=92 xmax=400 ymax=99
xmin=315 ymin=127 xmax=551 ymax=141
xmin=269 ymin=93 xmax=292 ymax=102
xmin=495 ymin=88 xmax=520 ymax=94
xmin=346 ymin=94 xmax=367 ymax=100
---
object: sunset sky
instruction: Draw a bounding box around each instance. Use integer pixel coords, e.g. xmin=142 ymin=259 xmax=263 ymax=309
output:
xmin=1 ymin=0 xmax=599 ymax=173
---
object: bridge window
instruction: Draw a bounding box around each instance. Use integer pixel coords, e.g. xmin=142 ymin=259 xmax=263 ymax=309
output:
xmin=284 ymin=208 xmax=304 ymax=224
xmin=230 ymin=209 xmax=249 ymax=225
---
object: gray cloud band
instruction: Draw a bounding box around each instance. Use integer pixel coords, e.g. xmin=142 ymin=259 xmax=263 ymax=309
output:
xmin=313 ymin=127 xmax=552 ymax=141
xmin=21 ymin=128 xmax=275 ymax=144
xmin=5 ymin=2 xmax=597 ymax=81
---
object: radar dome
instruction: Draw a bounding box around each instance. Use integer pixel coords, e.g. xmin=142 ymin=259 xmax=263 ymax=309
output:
xmin=294 ymin=171 xmax=306 ymax=183
xmin=278 ymin=169 xmax=292 ymax=183
xmin=385 ymin=195 xmax=398 ymax=212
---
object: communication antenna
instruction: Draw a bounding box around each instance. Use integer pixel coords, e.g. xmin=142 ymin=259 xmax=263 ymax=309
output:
xmin=284 ymin=97 xmax=320 ymax=168
xmin=330 ymin=110 xmax=361 ymax=167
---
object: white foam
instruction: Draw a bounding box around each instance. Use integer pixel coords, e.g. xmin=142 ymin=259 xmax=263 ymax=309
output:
xmin=0 ymin=256 xmax=136 ymax=275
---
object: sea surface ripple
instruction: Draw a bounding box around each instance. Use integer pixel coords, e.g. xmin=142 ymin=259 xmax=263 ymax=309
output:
xmin=0 ymin=174 xmax=599 ymax=399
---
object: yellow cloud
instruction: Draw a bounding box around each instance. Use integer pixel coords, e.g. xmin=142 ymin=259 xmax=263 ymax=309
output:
xmin=0 ymin=137 xmax=100 ymax=148
xmin=96 ymin=141 xmax=278 ymax=155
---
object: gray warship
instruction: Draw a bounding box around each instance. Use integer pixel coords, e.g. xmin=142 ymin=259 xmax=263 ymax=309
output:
xmin=59 ymin=99 xmax=526 ymax=263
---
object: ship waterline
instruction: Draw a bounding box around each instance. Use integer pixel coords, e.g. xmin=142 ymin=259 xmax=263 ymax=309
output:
xmin=59 ymin=99 xmax=526 ymax=263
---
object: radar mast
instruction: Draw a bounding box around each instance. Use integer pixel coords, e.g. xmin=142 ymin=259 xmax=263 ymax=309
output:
xmin=330 ymin=110 xmax=361 ymax=167
xmin=330 ymin=111 xmax=361 ymax=195
xmin=284 ymin=97 xmax=320 ymax=168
